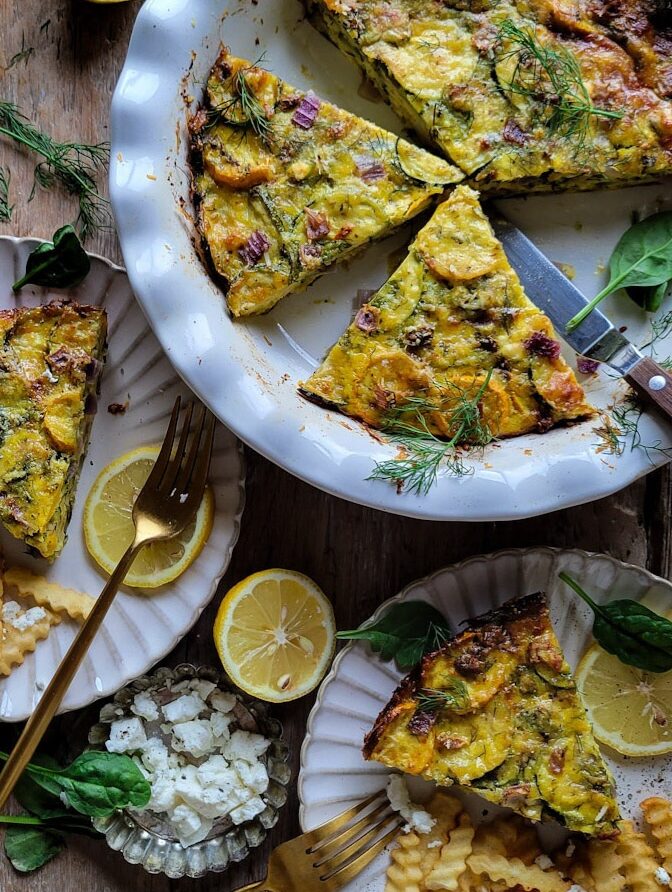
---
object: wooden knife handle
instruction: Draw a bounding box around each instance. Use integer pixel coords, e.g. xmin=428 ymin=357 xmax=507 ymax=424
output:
xmin=625 ymin=356 xmax=672 ymax=420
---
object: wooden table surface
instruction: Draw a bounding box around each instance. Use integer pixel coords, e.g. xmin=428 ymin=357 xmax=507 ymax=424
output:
xmin=1 ymin=3 xmax=671 ymax=890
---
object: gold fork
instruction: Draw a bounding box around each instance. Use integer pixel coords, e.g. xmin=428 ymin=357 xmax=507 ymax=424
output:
xmin=236 ymin=790 xmax=403 ymax=891
xmin=0 ymin=396 xmax=215 ymax=809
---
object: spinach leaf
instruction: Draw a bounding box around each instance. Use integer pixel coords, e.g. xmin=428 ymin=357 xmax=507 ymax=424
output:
xmin=14 ymin=757 xmax=73 ymax=821
xmin=12 ymin=224 xmax=90 ymax=292
xmin=559 ymin=572 xmax=672 ymax=672
xmin=4 ymin=825 xmax=64 ymax=873
xmin=567 ymin=211 xmax=672 ymax=330
xmin=0 ymin=750 xmax=151 ymax=818
xmin=337 ymin=601 xmax=451 ymax=670
xmin=627 ymin=280 xmax=671 ymax=314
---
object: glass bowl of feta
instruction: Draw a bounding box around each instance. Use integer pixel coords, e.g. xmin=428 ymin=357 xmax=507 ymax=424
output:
xmin=87 ymin=663 xmax=291 ymax=878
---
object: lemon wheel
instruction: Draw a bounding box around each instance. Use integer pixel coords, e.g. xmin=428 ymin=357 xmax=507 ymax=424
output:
xmin=575 ymin=643 xmax=672 ymax=757
xmin=214 ymin=569 xmax=336 ymax=702
xmin=84 ymin=445 xmax=214 ymax=588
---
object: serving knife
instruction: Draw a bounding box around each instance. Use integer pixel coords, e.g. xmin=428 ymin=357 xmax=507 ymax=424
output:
xmin=490 ymin=212 xmax=672 ymax=422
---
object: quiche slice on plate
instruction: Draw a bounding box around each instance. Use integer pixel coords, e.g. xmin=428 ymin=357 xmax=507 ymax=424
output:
xmin=0 ymin=301 xmax=107 ymax=560
xmin=301 ymin=185 xmax=593 ymax=439
xmin=189 ymin=48 xmax=463 ymax=317
xmin=363 ymin=592 xmax=620 ymax=837
xmin=306 ymin=0 xmax=672 ymax=194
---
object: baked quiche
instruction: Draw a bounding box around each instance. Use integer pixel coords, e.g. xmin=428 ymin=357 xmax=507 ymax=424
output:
xmin=0 ymin=301 xmax=107 ymax=560
xmin=364 ymin=592 xmax=620 ymax=837
xmin=301 ymin=185 xmax=593 ymax=439
xmin=189 ymin=48 xmax=463 ymax=316
xmin=306 ymin=0 xmax=672 ymax=193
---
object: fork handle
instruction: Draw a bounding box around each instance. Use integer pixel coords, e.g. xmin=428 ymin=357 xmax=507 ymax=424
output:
xmin=0 ymin=541 xmax=142 ymax=810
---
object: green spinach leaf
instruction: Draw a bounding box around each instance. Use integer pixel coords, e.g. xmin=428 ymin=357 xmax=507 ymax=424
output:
xmin=559 ymin=572 xmax=672 ymax=672
xmin=627 ymin=280 xmax=671 ymax=314
xmin=4 ymin=825 xmax=64 ymax=873
xmin=337 ymin=601 xmax=451 ymax=670
xmin=567 ymin=211 xmax=672 ymax=330
xmin=12 ymin=224 xmax=90 ymax=292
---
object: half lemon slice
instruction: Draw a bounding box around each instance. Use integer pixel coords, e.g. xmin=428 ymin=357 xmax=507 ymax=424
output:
xmin=575 ymin=642 xmax=672 ymax=757
xmin=84 ymin=445 xmax=214 ymax=588
xmin=214 ymin=569 xmax=336 ymax=702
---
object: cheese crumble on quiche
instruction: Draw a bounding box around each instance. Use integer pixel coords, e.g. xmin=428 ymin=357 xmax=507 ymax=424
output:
xmin=0 ymin=301 xmax=107 ymax=560
xmin=307 ymin=0 xmax=672 ymax=193
xmin=364 ymin=592 xmax=620 ymax=838
xmin=301 ymin=185 xmax=592 ymax=439
xmin=189 ymin=48 xmax=463 ymax=316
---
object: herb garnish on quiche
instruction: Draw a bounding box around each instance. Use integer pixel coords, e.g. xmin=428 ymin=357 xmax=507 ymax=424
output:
xmin=364 ymin=592 xmax=620 ymax=837
xmin=307 ymin=0 xmax=672 ymax=194
xmin=0 ymin=301 xmax=107 ymax=560
xmin=301 ymin=185 xmax=593 ymax=439
xmin=189 ymin=48 xmax=463 ymax=316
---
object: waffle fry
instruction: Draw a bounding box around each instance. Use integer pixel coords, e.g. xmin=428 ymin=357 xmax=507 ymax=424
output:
xmin=485 ymin=815 xmax=541 ymax=866
xmin=616 ymin=820 xmax=662 ymax=892
xmin=426 ymin=812 xmax=475 ymax=891
xmin=419 ymin=792 xmax=465 ymax=878
xmin=641 ymin=797 xmax=672 ymax=872
xmin=471 ymin=821 xmax=508 ymax=859
xmin=467 ymin=852 xmax=569 ymax=892
xmin=554 ymin=839 xmax=596 ymax=892
xmin=0 ymin=607 xmax=60 ymax=676
xmin=586 ymin=839 xmax=625 ymax=892
xmin=4 ymin=566 xmax=94 ymax=622
xmin=386 ymin=831 xmax=425 ymax=892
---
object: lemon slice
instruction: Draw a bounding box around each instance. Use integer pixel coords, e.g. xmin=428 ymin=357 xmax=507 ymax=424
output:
xmin=575 ymin=643 xmax=672 ymax=757
xmin=84 ymin=445 xmax=214 ymax=588
xmin=214 ymin=569 xmax=336 ymax=702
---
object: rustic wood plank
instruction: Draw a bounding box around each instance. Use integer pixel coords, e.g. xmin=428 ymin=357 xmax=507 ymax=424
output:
xmin=0 ymin=3 xmax=666 ymax=891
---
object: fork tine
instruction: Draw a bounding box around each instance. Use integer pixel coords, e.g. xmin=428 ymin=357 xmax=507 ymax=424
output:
xmin=173 ymin=404 xmax=207 ymax=494
xmin=316 ymin=810 xmax=398 ymax=873
xmin=308 ymin=799 xmax=392 ymax=859
xmin=185 ymin=409 xmax=215 ymax=499
xmin=160 ymin=400 xmax=194 ymax=492
xmin=300 ymin=791 xmax=387 ymax=848
xmin=321 ymin=819 xmax=403 ymax=885
xmin=141 ymin=396 xmax=182 ymax=491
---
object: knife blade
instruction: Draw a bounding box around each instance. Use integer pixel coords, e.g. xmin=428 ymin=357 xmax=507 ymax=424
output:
xmin=489 ymin=210 xmax=672 ymax=422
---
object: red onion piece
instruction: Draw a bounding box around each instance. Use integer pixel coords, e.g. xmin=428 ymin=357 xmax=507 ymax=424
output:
xmin=238 ymin=230 xmax=270 ymax=266
xmin=577 ymin=356 xmax=600 ymax=375
xmin=354 ymin=154 xmax=386 ymax=182
xmin=524 ymin=331 xmax=561 ymax=359
xmin=292 ymin=91 xmax=321 ymax=129
xmin=305 ymin=208 xmax=330 ymax=241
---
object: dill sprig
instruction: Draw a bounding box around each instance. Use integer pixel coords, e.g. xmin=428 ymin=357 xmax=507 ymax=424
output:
xmin=0 ymin=166 xmax=13 ymax=222
xmin=640 ymin=308 xmax=672 ymax=361
xmin=593 ymin=416 xmax=624 ymax=456
xmin=368 ymin=370 xmax=494 ymax=495
xmin=0 ymin=101 xmax=110 ymax=240
xmin=416 ymin=681 xmax=470 ymax=714
xmin=496 ymin=20 xmax=622 ymax=148
xmin=611 ymin=396 xmax=672 ymax=461
xmin=208 ymin=64 xmax=272 ymax=142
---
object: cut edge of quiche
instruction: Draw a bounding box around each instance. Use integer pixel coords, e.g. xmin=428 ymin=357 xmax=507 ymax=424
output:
xmin=0 ymin=301 xmax=107 ymax=560
xmin=300 ymin=184 xmax=593 ymax=441
xmin=363 ymin=591 xmax=620 ymax=838
xmin=189 ymin=47 xmax=463 ymax=317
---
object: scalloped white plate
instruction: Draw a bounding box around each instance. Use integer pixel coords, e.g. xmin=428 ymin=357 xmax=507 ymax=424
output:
xmin=299 ymin=548 xmax=672 ymax=891
xmin=109 ymin=0 xmax=672 ymax=522
xmin=0 ymin=237 xmax=245 ymax=722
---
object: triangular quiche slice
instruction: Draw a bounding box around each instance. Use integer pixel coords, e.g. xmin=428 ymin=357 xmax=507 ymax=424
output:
xmin=301 ymin=185 xmax=593 ymax=439
xmin=363 ymin=592 xmax=620 ymax=837
xmin=189 ymin=49 xmax=463 ymax=317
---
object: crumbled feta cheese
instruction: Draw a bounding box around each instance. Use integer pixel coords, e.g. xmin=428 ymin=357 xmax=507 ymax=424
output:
xmin=229 ymin=795 xmax=267 ymax=825
xmin=149 ymin=775 xmax=179 ymax=813
xmin=568 ymin=886 xmax=588 ymax=892
xmin=169 ymin=804 xmax=213 ymax=847
xmin=234 ymin=759 xmax=269 ymax=795
xmin=140 ymin=737 xmax=169 ymax=774
xmin=196 ymin=754 xmax=231 ymax=786
xmin=225 ymin=730 xmax=271 ymax=763
xmin=190 ymin=679 xmax=217 ymax=700
xmin=106 ymin=717 xmax=148 ymax=753
xmin=2 ymin=602 xmax=47 ymax=631
xmin=427 ymin=839 xmax=442 ymax=849
xmin=386 ymin=775 xmax=436 ymax=835
xmin=162 ymin=693 xmax=206 ymax=724
xmin=535 ymin=854 xmax=554 ymax=871
xmin=131 ymin=691 xmax=159 ymax=722
xmin=210 ymin=711 xmax=231 ymax=741
xmin=171 ymin=719 xmax=214 ymax=758
xmin=209 ymin=690 xmax=237 ymax=713
xmin=656 ymin=867 xmax=672 ymax=887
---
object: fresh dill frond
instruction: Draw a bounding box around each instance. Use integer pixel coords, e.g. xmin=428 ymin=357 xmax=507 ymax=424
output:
xmin=208 ymin=62 xmax=272 ymax=142
xmin=593 ymin=415 xmax=624 ymax=456
xmin=6 ymin=33 xmax=34 ymax=70
xmin=640 ymin=308 xmax=672 ymax=360
xmin=0 ymin=166 xmax=13 ymax=223
xmin=611 ymin=396 xmax=672 ymax=461
xmin=416 ymin=681 xmax=470 ymax=714
xmin=368 ymin=370 xmax=494 ymax=495
xmin=496 ymin=19 xmax=622 ymax=148
xmin=0 ymin=101 xmax=110 ymax=239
